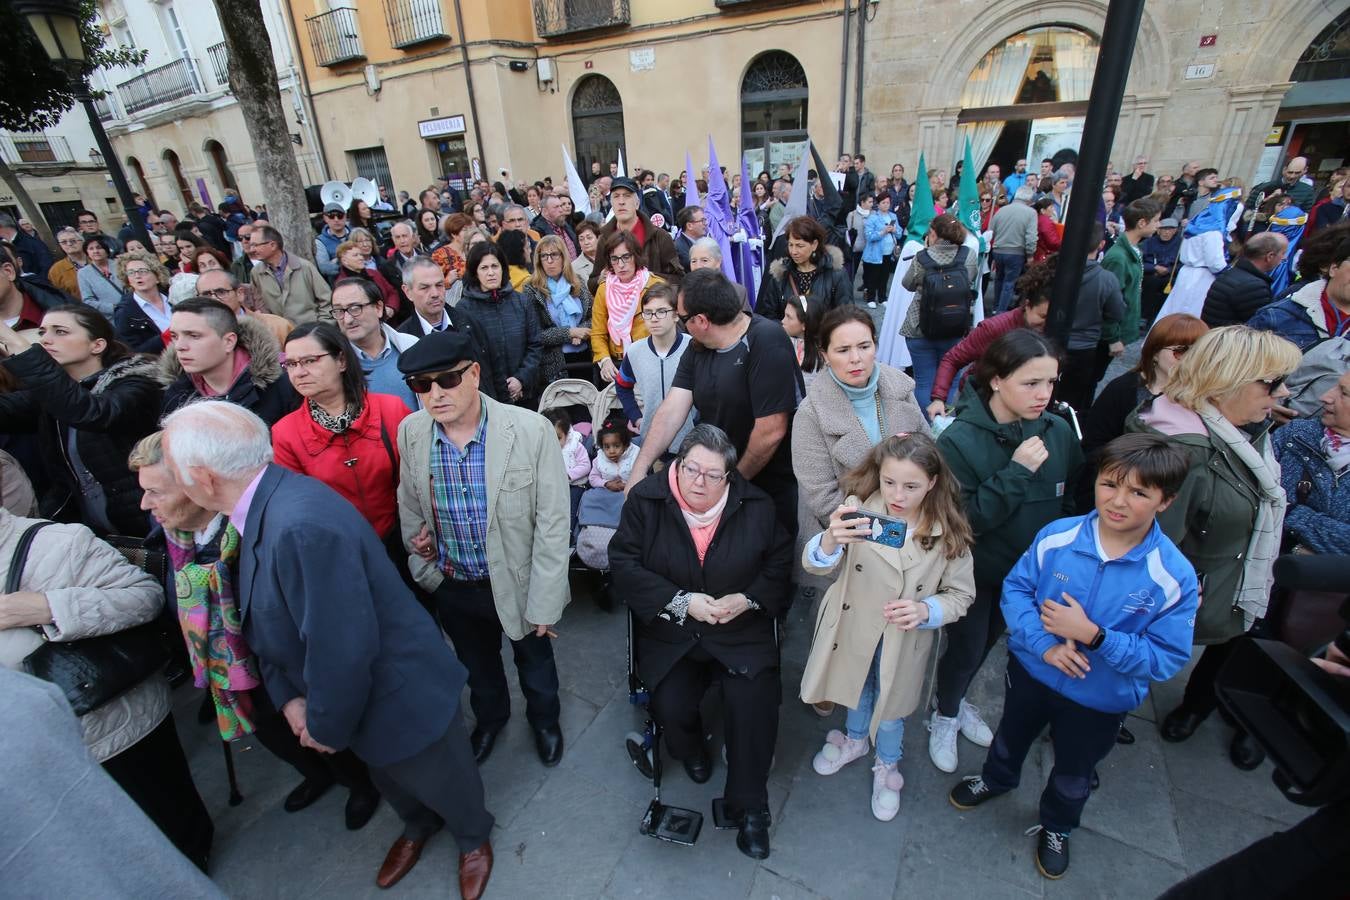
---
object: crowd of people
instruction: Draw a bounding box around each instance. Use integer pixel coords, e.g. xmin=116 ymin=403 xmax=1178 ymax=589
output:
xmin=0 ymin=144 xmax=1347 ymax=897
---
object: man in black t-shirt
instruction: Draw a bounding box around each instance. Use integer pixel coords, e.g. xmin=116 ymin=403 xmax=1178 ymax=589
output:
xmin=627 ymin=269 xmax=803 ymax=536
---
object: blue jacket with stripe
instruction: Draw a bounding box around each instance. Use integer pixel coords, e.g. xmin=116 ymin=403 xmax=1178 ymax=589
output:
xmin=1001 ymin=512 xmax=1199 ymax=714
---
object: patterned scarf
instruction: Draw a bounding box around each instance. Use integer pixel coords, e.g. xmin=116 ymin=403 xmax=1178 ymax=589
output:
xmin=605 ymin=268 xmax=650 ymax=352
xmin=1323 ymin=427 xmax=1350 ymax=474
xmin=308 ymin=396 xmax=361 ymax=433
xmin=166 ymin=521 xmax=260 ymax=740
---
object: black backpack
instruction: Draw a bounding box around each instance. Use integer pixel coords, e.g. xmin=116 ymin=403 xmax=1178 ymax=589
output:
xmin=916 ymin=246 xmax=973 ymax=339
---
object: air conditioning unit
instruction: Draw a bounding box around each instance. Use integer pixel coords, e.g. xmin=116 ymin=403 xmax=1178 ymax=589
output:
xmin=537 ymin=58 xmax=555 ymax=86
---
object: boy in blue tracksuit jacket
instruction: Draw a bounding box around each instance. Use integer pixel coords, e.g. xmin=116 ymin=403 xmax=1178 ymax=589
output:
xmin=949 ymin=433 xmax=1199 ymax=880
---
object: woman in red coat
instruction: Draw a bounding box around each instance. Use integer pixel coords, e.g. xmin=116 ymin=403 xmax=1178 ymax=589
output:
xmin=271 ymin=322 xmax=411 ymax=553
xmin=1032 ymin=197 xmax=1062 ymax=262
xmin=334 ymin=240 xmax=402 ymax=320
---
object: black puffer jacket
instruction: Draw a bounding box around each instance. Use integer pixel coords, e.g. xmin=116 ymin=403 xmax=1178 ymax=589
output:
xmin=0 ymin=347 xmax=162 ymax=536
xmin=112 ymin=291 xmax=171 ymax=355
xmin=158 ymin=315 xmax=299 ymax=426
xmin=755 ymin=244 xmax=852 ymax=322
xmin=1201 ymin=258 xmax=1275 ymax=327
xmin=608 ymin=470 xmax=793 ymax=689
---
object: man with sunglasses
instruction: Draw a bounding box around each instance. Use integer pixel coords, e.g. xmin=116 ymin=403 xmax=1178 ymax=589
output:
xmin=314 ymin=203 xmax=351 ymax=279
xmin=395 ymin=330 xmax=569 ymax=770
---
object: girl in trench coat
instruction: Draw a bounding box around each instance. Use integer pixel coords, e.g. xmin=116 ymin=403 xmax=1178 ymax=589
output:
xmin=800 ymin=433 xmax=975 ymax=822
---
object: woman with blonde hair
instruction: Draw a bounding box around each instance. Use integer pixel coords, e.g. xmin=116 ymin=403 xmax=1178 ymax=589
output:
xmin=521 ymin=234 xmax=593 ymax=387
xmin=112 ymin=248 xmax=173 ymax=353
xmin=1128 ymin=325 xmax=1301 ymax=770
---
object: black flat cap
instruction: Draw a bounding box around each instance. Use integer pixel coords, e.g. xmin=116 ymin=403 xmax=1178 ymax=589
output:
xmin=609 ymin=176 xmax=639 ymax=196
xmin=396 ymin=329 xmax=479 ymax=376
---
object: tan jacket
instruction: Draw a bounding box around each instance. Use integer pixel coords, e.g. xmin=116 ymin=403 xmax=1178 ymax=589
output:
xmin=250 ymin=254 xmax=333 ymax=324
xmin=0 ymin=511 xmax=169 ymax=762
xmin=47 ymin=257 xmax=81 ymax=298
xmin=245 ymin=309 xmax=294 ymax=347
xmin=396 ymin=394 xmax=571 ymax=640
xmin=799 ymin=493 xmax=975 ymax=735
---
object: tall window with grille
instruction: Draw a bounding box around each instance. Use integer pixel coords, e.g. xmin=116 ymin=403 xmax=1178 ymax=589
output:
xmin=351 ymin=147 xmax=394 ymax=195
xmin=740 ymin=51 xmax=809 ymax=176
xmin=571 ymin=75 xmax=625 ymax=178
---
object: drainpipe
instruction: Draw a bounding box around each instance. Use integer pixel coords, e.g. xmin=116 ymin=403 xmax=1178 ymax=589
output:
xmin=837 ymin=0 xmax=851 ymax=157
xmin=851 ymin=0 xmax=866 ymax=153
xmin=452 ymin=0 xmax=488 ymax=177
xmin=279 ymin=0 xmax=331 ymax=181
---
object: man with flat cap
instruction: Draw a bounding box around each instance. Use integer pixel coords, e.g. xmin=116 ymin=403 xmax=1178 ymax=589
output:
xmin=396 ymin=329 xmax=571 ymax=767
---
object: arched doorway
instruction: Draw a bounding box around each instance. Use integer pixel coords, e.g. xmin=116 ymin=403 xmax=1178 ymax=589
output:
xmin=571 ymin=75 xmax=625 ymax=178
xmin=162 ymin=148 xmax=193 ymax=212
xmin=1266 ymin=9 xmax=1350 ymax=185
xmin=204 ymin=139 xmax=238 ymax=203
xmin=957 ymin=26 xmax=1099 ymax=178
xmin=126 ymin=156 xmax=156 ymax=209
xmin=740 ymin=50 xmax=808 ymax=177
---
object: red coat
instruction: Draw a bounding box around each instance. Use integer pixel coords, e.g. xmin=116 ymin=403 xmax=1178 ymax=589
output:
xmin=931 ymin=307 xmax=1028 ymax=402
xmin=270 ymin=393 xmax=412 ymax=537
xmin=1033 ymin=214 xmax=1061 ymax=262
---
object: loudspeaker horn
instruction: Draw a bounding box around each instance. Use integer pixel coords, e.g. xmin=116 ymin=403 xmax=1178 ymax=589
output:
xmin=350 ymin=177 xmax=379 ymax=207
xmin=319 ymin=180 xmax=353 ymax=209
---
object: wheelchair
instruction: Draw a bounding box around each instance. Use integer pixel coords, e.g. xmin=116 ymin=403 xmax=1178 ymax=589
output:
xmin=622 ymin=607 xmax=780 ymax=846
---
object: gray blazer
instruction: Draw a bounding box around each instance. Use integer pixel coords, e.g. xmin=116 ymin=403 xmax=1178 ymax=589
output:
xmin=397 ymin=393 xmax=571 ymax=640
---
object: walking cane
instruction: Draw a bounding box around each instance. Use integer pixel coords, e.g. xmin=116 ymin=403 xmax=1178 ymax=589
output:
xmin=222 ymin=740 xmax=244 ymax=806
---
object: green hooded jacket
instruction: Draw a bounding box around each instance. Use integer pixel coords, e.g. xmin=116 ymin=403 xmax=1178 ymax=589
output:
xmin=1100 ymin=234 xmax=1143 ymax=345
xmin=937 ymin=382 xmax=1084 ymax=587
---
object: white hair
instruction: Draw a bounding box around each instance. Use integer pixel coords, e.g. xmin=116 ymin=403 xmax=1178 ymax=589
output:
xmin=1014 ymin=185 xmax=1035 ymax=203
xmin=161 ymin=400 xmax=273 ymax=485
xmin=690 ymin=237 xmax=722 ymax=261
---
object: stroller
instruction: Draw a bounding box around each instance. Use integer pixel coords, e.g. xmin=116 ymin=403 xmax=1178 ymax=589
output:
xmin=573 ymin=381 xmax=631 ymax=576
xmin=538 ymin=378 xmax=600 ymax=445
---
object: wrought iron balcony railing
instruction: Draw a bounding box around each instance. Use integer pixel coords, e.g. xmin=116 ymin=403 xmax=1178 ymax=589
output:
xmin=0 ymin=132 xmax=75 ymax=165
xmin=306 ymin=7 xmax=366 ymax=66
xmin=383 ymin=0 xmax=448 ymax=48
xmin=207 ymin=41 xmax=231 ymax=90
xmin=92 ymin=94 xmax=116 ymax=121
xmin=533 ymin=0 xmax=630 ymax=39
xmin=115 ymin=57 xmax=202 ymax=115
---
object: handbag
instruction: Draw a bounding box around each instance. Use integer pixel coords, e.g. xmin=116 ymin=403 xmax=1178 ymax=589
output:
xmin=15 ymin=522 xmax=169 ymax=716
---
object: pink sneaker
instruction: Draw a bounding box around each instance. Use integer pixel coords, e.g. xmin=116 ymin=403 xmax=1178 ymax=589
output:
xmin=812 ymin=729 xmax=870 ymax=775
xmin=871 ymin=758 xmax=905 ymax=821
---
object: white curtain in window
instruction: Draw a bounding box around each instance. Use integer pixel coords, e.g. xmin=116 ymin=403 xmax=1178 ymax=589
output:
xmin=1052 ymin=31 xmax=1099 ymax=102
xmin=959 ymin=36 xmax=1036 ymax=174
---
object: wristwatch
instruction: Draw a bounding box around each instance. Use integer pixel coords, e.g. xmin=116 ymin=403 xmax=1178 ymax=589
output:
xmin=1087 ymin=627 xmax=1106 ymax=652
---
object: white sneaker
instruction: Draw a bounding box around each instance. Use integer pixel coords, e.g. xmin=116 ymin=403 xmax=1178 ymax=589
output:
xmin=812 ymin=729 xmax=870 ymax=775
xmin=867 ymin=301 xmax=878 ymax=309
xmin=928 ymin=713 xmax=960 ymax=773
xmin=958 ymin=700 xmax=994 ymax=747
xmin=870 ymin=757 xmax=904 ymax=821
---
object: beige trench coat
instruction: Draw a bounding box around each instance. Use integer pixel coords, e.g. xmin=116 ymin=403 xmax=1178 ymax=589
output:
xmin=799 ymin=493 xmax=975 ymax=737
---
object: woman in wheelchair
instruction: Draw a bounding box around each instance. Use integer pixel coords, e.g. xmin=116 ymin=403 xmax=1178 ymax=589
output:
xmin=608 ymin=424 xmax=793 ymax=860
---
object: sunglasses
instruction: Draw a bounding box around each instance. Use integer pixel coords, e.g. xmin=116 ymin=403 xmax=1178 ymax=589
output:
xmin=1257 ymin=376 xmax=1287 ymax=395
xmin=406 ymin=363 xmax=475 ymax=394
xmin=1164 ymin=345 xmax=1189 ymax=356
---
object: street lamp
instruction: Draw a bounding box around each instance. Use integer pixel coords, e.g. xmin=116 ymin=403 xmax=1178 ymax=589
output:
xmin=15 ymin=0 xmax=152 ymax=249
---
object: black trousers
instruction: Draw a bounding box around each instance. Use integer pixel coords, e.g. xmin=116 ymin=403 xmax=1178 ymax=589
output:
xmin=249 ymin=686 xmax=374 ymax=790
xmin=1057 ymin=343 xmax=1110 ymax=412
xmin=1180 ymin=638 xmax=1240 ymax=717
xmin=650 ymin=645 xmax=779 ymax=811
xmin=103 ymin=712 xmax=214 ymax=871
xmin=433 ymin=579 xmax=561 ymax=732
xmin=367 ymin=706 xmax=496 ymax=852
xmin=935 ymin=579 xmax=1005 ymax=717
xmin=981 ymin=656 xmax=1124 ymax=833
xmin=753 ymin=475 xmax=799 ymax=546
xmin=862 ymin=261 xmax=891 ymax=300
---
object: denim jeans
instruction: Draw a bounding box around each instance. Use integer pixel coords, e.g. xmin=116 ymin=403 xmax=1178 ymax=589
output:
xmin=845 ymin=644 xmax=905 ymax=765
xmin=991 ymin=251 xmax=1026 ymax=313
xmin=906 ymin=335 xmax=963 ymax=412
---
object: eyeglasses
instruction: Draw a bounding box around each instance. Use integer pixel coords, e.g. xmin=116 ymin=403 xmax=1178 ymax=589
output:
xmin=539 ymin=252 xmax=563 ymax=261
xmin=675 ymin=310 xmax=695 ymax=325
xmin=198 ymin=287 xmax=236 ymax=300
xmin=282 ymin=353 xmax=335 ymax=371
xmin=406 ymin=364 xmax=474 ymax=394
xmin=679 ymin=462 xmax=728 ymax=485
xmin=641 ymin=308 xmax=673 ymax=321
xmin=1257 ymin=376 xmax=1287 ymax=395
xmin=609 ymin=253 xmax=634 ymax=265
xmin=332 ymin=300 xmax=375 ymax=319
xmin=688 ymin=217 xmax=706 ymax=225
xmin=124 ymin=267 xmax=154 ymax=277
xmin=1163 ymin=345 xmax=1190 ymax=356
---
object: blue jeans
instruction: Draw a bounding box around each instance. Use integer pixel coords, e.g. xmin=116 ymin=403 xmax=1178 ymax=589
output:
xmin=845 ymin=644 xmax=905 ymax=765
xmin=907 ymin=335 xmax=962 ymax=413
xmin=991 ymin=251 xmax=1026 ymax=313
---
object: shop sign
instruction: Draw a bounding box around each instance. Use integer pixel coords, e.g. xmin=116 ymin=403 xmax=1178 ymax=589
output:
xmin=418 ymin=115 xmax=466 ymax=139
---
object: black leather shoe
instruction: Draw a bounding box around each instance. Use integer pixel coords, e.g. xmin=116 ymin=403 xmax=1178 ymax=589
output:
xmin=344 ymin=787 xmax=380 ymax=830
xmin=735 ymin=808 xmax=771 ymax=860
xmin=1229 ymin=730 xmax=1266 ymax=771
xmin=283 ymin=775 xmax=335 ymax=813
xmin=1160 ymin=706 xmax=1207 ymax=743
xmin=470 ymin=727 xmax=501 ymax=765
xmin=1116 ymin=724 xmax=1136 ymax=745
xmin=683 ymin=748 xmax=712 ymax=784
xmin=533 ymin=725 xmax=564 ymax=767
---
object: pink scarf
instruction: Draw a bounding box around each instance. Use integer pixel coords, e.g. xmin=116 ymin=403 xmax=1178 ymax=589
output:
xmin=668 ymin=464 xmax=729 ymax=564
xmin=605 ymin=268 xmax=650 ymax=352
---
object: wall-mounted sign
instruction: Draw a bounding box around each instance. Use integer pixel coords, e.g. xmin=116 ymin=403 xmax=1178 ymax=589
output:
xmin=1199 ymin=34 xmax=1217 ymax=47
xmin=418 ymin=115 xmax=466 ymax=139
xmin=630 ymin=48 xmax=654 ymax=72
xmin=1184 ymin=64 xmax=1215 ymax=79
xmin=584 ymin=60 xmax=593 ymax=69
xmin=1266 ymin=125 xmax=1286 ymax=146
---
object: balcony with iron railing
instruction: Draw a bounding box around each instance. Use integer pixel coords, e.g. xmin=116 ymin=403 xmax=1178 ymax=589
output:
xmin=92 ymin=94 xmax=116 ymax=122
xmin=0 ymin=132 xmax=75 ymax=166
xmin=207 ymin=41 xmax=231 ymax=91
xmin=383 ymin=0 xmax=448 ymax=48
xmin=306 ymin=7 xmax=365 ymax=66
xmin=533 ymin=0 xmax=629 ymax=39
xmin=115 ymin=57 xmax=204 ymax=115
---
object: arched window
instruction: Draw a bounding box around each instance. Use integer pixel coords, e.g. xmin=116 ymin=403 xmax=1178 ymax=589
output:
xmin=571 ymin=75 xmax=625 ymax=178
xmin=205 ymin=139 xmax=238 ymax=202
xmin=162 ymin=148 xmax=193 ymax=211
xmin=126 ymin=156 xmax=156 ymax=209
xmin=958 ymin=27 xmax=1099 ymax=178
xmin=740 ymin=50 xmax=808 ymax=177
xmin=1291 ymin=8 xmax=1350 ymax=82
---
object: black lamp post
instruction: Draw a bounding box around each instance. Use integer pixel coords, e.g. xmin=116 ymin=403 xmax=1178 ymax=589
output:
xmin=16 ymin=0 xmax=152 ymax=250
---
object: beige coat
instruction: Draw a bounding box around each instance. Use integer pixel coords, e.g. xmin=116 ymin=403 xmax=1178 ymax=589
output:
xmin=397 ymin=393 xmax=571 ymax=640
xmin=249 ymin=254 xmax=333 ymax=325
xmin=791 ymin=364 xmax=930 ymax=588
xmin=799 ymin=493 xmax=975 ymax=736
xmin=0 ymin=511 xmax=169 ymax=762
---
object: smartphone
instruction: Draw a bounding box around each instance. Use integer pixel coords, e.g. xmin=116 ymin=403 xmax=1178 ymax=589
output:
xmin=842 ymin=509 xmax=909 ymax=549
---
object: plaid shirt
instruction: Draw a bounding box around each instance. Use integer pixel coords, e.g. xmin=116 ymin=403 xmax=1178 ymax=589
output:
xmin=429 ymin=407 xmax=490 ymax=581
